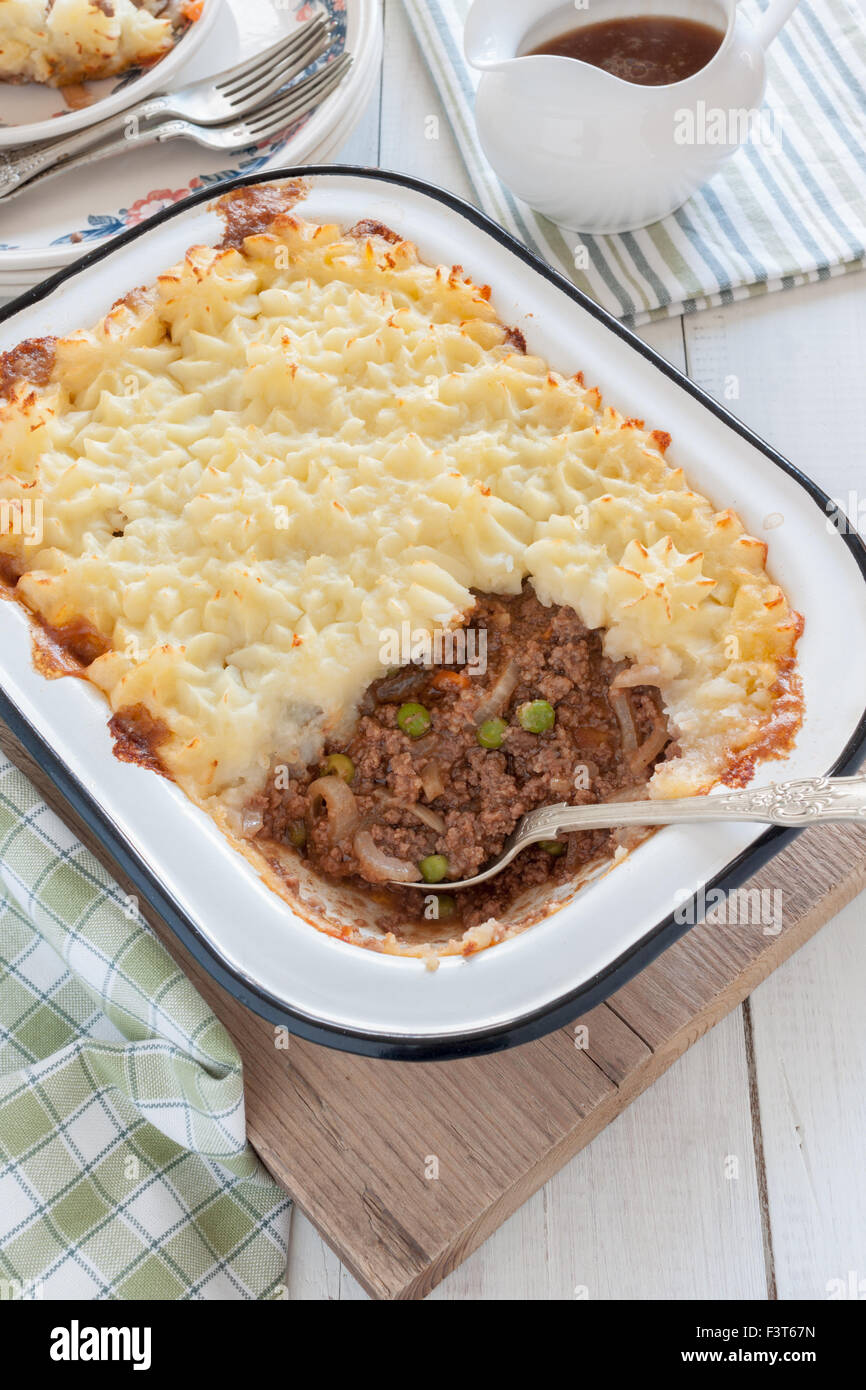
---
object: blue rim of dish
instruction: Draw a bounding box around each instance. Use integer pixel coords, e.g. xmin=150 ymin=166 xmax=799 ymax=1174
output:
xmin=1 ymin=165 xmax=865 ymax=1062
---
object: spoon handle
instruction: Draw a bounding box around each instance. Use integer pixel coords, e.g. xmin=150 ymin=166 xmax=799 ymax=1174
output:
xmin=524 ymin=774 xmax=866 ymax=841
xmin=403 ymin=776 xmax=866 ymax=892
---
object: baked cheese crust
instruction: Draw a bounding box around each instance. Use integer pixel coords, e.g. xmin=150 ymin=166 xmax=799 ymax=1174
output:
xmin=0 ymin=186 xmax=803 ymax=838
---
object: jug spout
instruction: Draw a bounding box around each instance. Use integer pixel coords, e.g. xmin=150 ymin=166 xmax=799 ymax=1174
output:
xmin=465 ymin=0 xmax=565 ymax=70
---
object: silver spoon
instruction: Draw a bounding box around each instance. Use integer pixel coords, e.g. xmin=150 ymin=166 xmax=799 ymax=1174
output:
xmin=399 ymin=774 xmax=866 ymax=890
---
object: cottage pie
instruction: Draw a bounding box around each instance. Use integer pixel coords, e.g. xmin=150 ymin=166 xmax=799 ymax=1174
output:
xmin=0 ymin=0 xmax=198 ymax=88
xmin=0 ymin=183 xmax=803 ymax=954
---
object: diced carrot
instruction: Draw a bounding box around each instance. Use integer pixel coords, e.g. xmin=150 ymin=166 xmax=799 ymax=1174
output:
xmin=430 ymin=669 xmax=471 ymax=692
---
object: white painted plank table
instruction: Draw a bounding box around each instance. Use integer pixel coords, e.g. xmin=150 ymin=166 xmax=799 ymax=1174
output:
xmin=282 ymin=0 xmax=866 ymax=1301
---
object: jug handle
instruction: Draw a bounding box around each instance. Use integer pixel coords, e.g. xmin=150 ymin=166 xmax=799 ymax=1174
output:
xmin=751 ymin=0 xmax=802 ymax=49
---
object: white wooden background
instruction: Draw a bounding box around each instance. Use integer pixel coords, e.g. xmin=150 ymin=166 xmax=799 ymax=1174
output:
xmin=285 ymin=0 xmax=866 ymax=1300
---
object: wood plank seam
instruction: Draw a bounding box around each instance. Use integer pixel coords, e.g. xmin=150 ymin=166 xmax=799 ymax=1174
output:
xmin=605 ymin=1000 xmax=655 ymax=1050
xmin=742 ymin=996 xmax=778 ymax=1300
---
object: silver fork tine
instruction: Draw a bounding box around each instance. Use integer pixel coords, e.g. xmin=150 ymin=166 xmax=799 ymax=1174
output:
xmin=223 ymin=25 xmax=330 ymax=101
xmin=248 ymin=61 xmax=350 ymax=143
xmin=241 ymin=54 xmax=351 ymax=138
xmin=215 ymin=17 xmax=327 ymax=97
xmin=224 ymin=22 xmax=332 ymax=105
xmin=242 ymin=64 xmax=346 ymax=140
xmin=213 ymin=35 xmax=314 ymax=96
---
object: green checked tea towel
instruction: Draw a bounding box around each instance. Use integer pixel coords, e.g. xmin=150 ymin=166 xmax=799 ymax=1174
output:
xmin=0 ymin=755 xmax=291 ymax=1300
xmin=404 ymin=0 xmax=866 ymax=325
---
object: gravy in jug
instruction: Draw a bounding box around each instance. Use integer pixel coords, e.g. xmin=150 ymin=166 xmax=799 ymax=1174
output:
xmin=527 ymin=15 xmax=725 ymax=86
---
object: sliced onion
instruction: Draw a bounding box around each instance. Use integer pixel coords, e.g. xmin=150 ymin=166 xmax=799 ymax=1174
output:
xmin=473 ymin=660 xmax=519 ymax=726
xmin=353 ymin=829 xmax=422 ymax=883
xmin=611 ymin=664 xmax=663 ymax=690
xmin=419 ymin=759 xmax=445 ymax=802
xmin=629 ymin=714 xmax=670 ymax=773
xmin=377 ymin=793 xmax=447 ymax=835
xmin=401 ymin=801 xmax=446 ymax=834
xmin=406 ymin=803 xmax=446 ymax=834
xmin=609 ymin=688 xmax=638 ymax=754
xmin=241 ymin=806 xmax=263 ymax=838
xmin=307 ymin=776 xmax=359 ymax=843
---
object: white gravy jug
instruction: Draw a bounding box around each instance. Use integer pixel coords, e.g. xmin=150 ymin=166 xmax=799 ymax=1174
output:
xmin=465 ymin=0 xmax=801 ymax=233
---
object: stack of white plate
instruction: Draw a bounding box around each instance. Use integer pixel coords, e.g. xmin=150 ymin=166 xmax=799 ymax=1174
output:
xmin=0 ymin=0 xmax=381 ymax=295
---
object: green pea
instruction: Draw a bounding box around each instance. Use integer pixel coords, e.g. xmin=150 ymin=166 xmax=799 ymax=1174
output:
xmin=397 ymin=702 xmax=431 ymax=738
xmin=518 ymin=699 xmax=555 ymax=733
xmin=288 ymin=819 xmax=307 ymax=849
xmin=434 ymin=893 xmax=457 ymax=920
xmin=477 ymin=717 xmax=507 ymax=749
xmin=540 ymin=839 xmax=565 ymax=856
xmin=420 ymin=854 xmax=449 ymax=883
xmin=322 ymin=752 xmax=355 ymax=783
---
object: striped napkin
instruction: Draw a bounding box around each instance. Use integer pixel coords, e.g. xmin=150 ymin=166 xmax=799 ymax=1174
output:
xmin=404 ymin=0 xmax=866 ymax=326
xmin=0 ymin=756 xmax=291 ymax=1300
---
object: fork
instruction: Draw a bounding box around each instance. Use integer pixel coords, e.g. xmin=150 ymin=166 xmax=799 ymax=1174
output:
xmin=0 ymin=14 xmax=332 ymax=199
xmin=399 ymin=774 xmax=866 ymax=889
xmin=0 ymin=54 xmax=351 ymax=203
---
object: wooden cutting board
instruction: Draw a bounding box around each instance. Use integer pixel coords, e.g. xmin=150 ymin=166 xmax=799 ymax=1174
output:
xmin=3 ymin=721 xmax=865 ymax=1300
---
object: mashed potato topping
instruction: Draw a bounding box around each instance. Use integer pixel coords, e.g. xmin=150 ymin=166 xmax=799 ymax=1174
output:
xmin=0 ymin=185 xmax=803 ymax=827
xmin=0 ymin=0 xmax=184 ymax=87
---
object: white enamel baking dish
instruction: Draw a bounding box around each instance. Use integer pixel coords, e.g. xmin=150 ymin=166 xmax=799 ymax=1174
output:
xmin=2 ymin=168 xmax=865 ymax=1060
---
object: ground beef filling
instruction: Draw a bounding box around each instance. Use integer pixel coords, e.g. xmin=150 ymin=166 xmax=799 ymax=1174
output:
xmin=248 ymin=587 xmax=676 ymax=933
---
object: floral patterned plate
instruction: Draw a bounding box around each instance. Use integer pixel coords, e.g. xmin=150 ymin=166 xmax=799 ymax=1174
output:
xmin=0 ymin=0 xmax=380 ymax=274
